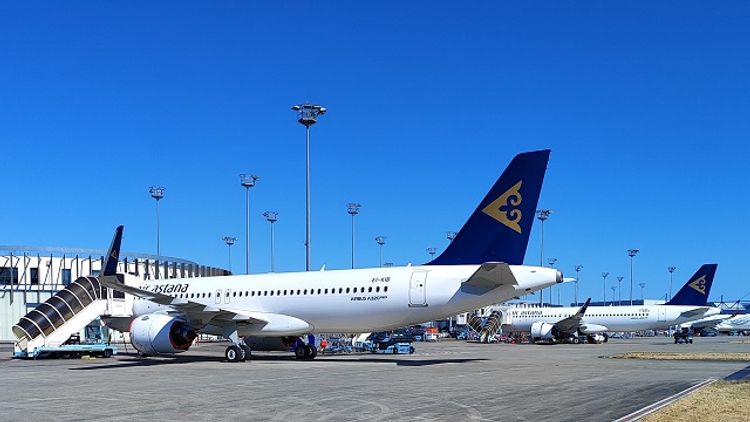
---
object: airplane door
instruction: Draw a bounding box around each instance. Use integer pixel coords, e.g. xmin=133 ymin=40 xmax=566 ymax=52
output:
xmin=409 ymin=271 xmax=428 ymax=307
xmin=215 ymin=289 xmax=221 ymax=304
xmin=225 ymin=289 xmax=231 ymax=304
xmin=658 ymin=307 xmax=667 ymax=322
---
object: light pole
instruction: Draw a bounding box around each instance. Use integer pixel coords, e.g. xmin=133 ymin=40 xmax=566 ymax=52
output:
xmin=628 ymin=249 xmax=639 ymax=306
xmin=611 ymin=286 xmax=617 ymax=304
xmin=446 ymin=231 xmax=457 ymax=242
xmin=347 ymin=203 xmax=361 ymax=269
xmin=223 ymin=236 xmax=236 ymax=272
xmin=548 ymin=258 xmax=558 ymax=305
xmin=617 ymin=276 xmax=624 ymax=306
xmin=536 ymin=209 xmax=553 ymax=305
xmin=427 ymin=247 xmax=436 ymax=261
xmin=263 ymin=211 xmax=278 ymax=272
xmin=149 ymin=186 xmax=165 ymax=271
xmin=292 ymin=103 xmax=327 ymax=271
xmin=375 ymin=236 xmax=386 ymax=267
xmin=240 ymin=174 xmax=260 ymax=275
xmin=574 ymin=264 xmax=584 ymax=306
xmin=639 ymin=282 xmax=646 ymax=302
xmin=601 ymin=272 xmax=609 ymax=304
xmin=667 ymin=266 xmax=676 ymax=301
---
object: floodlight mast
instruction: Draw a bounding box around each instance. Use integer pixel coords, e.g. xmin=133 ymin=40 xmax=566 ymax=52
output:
xmin=574 ymin=264 xmax=584 ymax=306
xmin=292 ymin=103 xmax=327 ymax=271
xmin=616 ymin=276 xmax=624 ymax=305
xmin=240 ymin=174 xmax=260 ymax=274
xmin=628 ymin=249 xmax=640 ymax=305
xmin=601 ymin=272 xmax=609 ymax=304
xmin=667 ymin=266 xmax=677 ymax=301
xmin=347 ymin=203 xmax=361 ymax=269
xmin=375 ymin=236 xmax=386 ymax=267
xmin=536 ymin=209 xmax=553 ymax=304
xmin=223 ymin=236 xmax=237 ymax=272
xmin=264 ymin=211 xmax=278 ymax=272
xmin=149 ymin=186 xmax=165 ymax=275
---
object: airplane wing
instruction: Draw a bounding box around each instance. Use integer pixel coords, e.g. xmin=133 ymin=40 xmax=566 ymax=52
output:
xmin=462 ymin=262 xmax=517 ymax=291
xmin=100 ymin=275 xmax=267 ymax=327
xmin=554 ymin=298 xmax=592 ymax=334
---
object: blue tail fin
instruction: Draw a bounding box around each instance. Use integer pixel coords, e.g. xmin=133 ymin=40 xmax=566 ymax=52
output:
xmin=427 ymin=150 xmax=550 ymax=266
xmin=666 ymin=264 xmax=718 ymax=306
xmin=102 ymin=225 xmax=124 ymax=276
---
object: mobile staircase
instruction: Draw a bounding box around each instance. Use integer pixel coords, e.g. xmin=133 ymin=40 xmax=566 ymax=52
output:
xmin=466 ymin=310 xmax=504 ymax=343
xmin=12 ymin=275 xmax=117 ymax=359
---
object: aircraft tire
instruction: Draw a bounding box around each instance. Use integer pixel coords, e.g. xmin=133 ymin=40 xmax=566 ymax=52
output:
xmin=308 ymin=346 xmax=318 ymax=360
xmin=240 ymin=344 xmax=252 ymax=361
xmin=225 ymin=345 xmax=242 ymax=362
xmin=572 ymin=337 xmax=580 ymax=344
xmin=295 ymin=345 xmax=307 ymax=360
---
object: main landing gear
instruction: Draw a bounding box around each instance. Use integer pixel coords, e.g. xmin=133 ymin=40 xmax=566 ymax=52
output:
xmin=294 ymin=344 xmax=318 ymax=360
xmin=225 ymin=342 xmax=253 ymax=362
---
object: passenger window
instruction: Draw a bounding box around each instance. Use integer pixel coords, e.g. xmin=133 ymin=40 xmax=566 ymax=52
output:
xmin=384 ymin=286 xmax=388 ymax=292
xmin=368 ymin=287 xmax=372 ymax=293
xmin=346 ymin=288 xmax=350 ymax=294
xmin=297 ymin=289 xmax=301 ymax=295
xmin=304 ymin=289 xmax=308 ymax=295
xmin=338 ymin=288 xmax=343 ymax=294
xmin=264 ymin=291 xmax=268 ymax=296
xmin=317 ymin=289 xmax=321 ymax=294
xmin=376 ymin=286 xmax=380 ymax=293
xmin=284 ymin=290 xmax=287 ymax=295
xmin=325 ymin=288 xmax=328 ymax=294
xmin=233 ymin=291 xmax=237 ymax=297
xmin=353 ymin=287 xmax=357 ymax=293
xmin=270 ymin=290 xmax=274 ymax=296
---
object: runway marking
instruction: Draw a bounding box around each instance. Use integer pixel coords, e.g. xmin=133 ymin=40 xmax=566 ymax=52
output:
xmin=612 ymin=378 xmax=716 ymax=422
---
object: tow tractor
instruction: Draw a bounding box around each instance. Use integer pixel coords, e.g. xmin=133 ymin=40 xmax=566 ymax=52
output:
xmin=14 ymin=323 xmax=118 ymax=360
xmin=674 ymin=327 xmax=694 ymax=344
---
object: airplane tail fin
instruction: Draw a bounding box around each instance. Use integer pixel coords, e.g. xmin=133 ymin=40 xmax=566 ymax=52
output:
xmin=427 ymin=150 xmax=550 ymax=266
xmin=102 ymin=225 xmax=124 ymax=277
xmin=666 ymin=264 xmax=718 ymax=306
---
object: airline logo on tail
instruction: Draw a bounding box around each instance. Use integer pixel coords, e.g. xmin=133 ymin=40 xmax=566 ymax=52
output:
xmin=688 ymin=275 xmax=707 ymax=295
xmin=482 ymin=180 xmax=523 ymax=233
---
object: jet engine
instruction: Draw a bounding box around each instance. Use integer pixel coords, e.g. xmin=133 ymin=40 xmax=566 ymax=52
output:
xmin=530 ymin=322 xmax=559 ymax=341
xmin=130 ymin=313 xmax=197 ymax=355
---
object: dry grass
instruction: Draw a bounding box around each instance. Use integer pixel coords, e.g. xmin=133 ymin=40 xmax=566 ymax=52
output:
xmin=612 ymin=351 xmax=750 ymax=361
xmin=642 ymin=381 xmax=750 ymax=422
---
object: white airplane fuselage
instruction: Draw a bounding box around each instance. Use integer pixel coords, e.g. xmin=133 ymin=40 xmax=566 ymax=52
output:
xmin=508 ymin=304 xmax=721 ymax=334
xmin=130 ymin=264 xmax=560 ymax=336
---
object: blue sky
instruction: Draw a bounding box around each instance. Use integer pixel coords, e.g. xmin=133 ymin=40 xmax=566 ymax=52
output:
xmin=1 ymin=2 xmax=748 ymax=304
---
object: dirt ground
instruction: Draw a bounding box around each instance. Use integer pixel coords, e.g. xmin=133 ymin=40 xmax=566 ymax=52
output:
xmin=642 ymin=381 xmax=750 ymax=422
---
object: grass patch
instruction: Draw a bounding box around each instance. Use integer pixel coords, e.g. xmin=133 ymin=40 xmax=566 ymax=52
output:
xmin=642 ymin=381 xmax=750 ymax=422
xmin=612 ymin=352 xmax=750 ymax=361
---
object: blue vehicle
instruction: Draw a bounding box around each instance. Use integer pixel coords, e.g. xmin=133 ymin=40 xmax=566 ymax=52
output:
xmin=371 ymin=336 xmax=415 ymax=354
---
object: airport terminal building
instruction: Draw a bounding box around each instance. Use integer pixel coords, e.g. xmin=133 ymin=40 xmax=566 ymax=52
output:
xmin=0 ymin=246 xmax=229 ymax=342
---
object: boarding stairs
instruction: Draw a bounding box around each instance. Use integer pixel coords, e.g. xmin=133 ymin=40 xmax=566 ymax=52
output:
xmin=466 ymin=310 xmax=504 ymax=343
xmin=12 ymin=276 xmax=113 ymax=356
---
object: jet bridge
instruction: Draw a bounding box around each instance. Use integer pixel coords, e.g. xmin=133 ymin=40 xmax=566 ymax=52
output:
xmin=12 ymin=276 xmax=112 ymax=356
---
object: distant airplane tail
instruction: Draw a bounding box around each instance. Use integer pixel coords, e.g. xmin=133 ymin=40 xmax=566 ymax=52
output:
xmin=666 ymin=264 xmax=718 ymax=306
xmin=102 ymin=225 xmax=124 ymax=276
xmin=427 ymin=149 xmax=550 ymax=266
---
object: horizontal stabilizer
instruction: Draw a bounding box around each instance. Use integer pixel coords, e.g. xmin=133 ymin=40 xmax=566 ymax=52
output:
xmin=462 ymin=262 xmax=517 ymax=292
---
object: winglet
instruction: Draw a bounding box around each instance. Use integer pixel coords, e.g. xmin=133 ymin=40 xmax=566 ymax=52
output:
xmin=102 ymin=225 xmax=124 ymax=277
xmin=574 ymin=298 xmax=592 ymax=319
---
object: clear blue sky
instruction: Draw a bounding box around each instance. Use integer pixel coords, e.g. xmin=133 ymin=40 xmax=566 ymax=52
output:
xmin=1 ymin=2 xmax=748 ymax=303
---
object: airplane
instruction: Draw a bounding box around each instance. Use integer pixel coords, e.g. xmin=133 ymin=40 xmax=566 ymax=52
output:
xmin=101 ymin=149 xmax=565 ymax=362
xmin=505 ymin=264 xmax=720 ymax=344
xmin=687 ymin=313 xmax=750 ymax=333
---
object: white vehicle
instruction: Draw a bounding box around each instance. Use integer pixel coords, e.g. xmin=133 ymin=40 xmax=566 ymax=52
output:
xmin=507 ymin=264 xmax=720 ymax=344
xmin=102 ymin=150 xmax=563 ymax=362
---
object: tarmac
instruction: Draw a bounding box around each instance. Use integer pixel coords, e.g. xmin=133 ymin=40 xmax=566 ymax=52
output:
xmin=1 ymin=336 xmax=748 ymax=421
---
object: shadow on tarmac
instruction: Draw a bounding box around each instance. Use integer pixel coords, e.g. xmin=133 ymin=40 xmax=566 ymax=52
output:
xmin=68 ymin=352 xmax=487 ymax=370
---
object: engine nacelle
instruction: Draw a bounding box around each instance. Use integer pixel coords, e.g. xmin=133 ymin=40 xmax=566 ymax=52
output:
xmin=130 ymin=313 xmax=197 ymax=355
xmin=530 ymin=322 xmax=559 ymax=340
